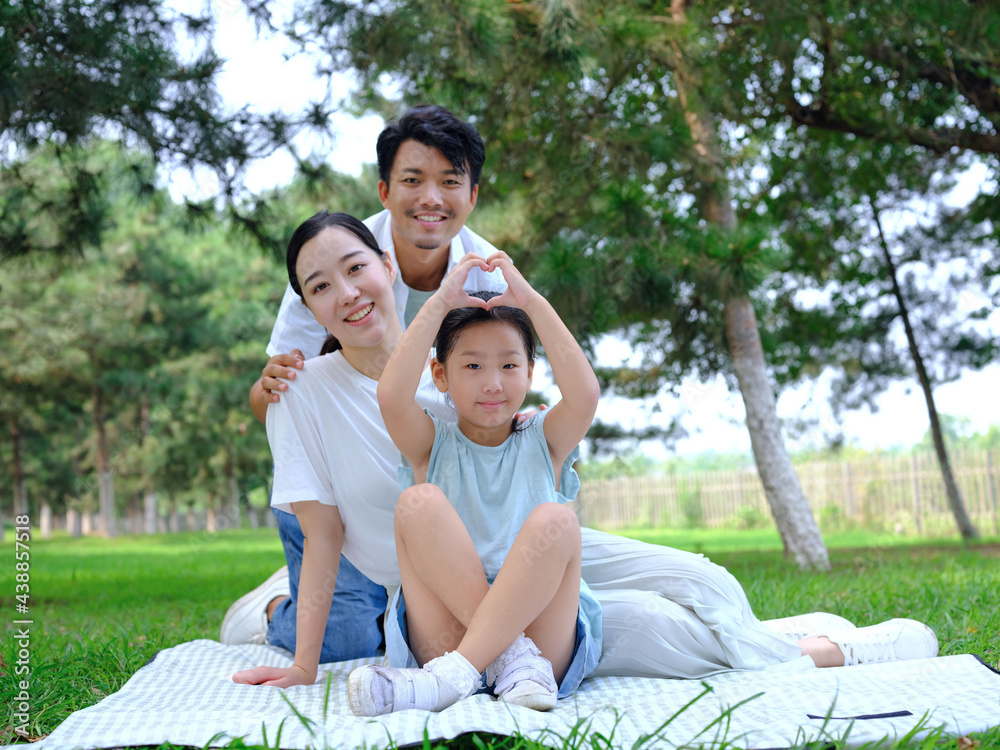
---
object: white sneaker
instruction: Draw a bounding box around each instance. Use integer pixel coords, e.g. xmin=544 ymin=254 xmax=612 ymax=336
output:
xmin=763 ymin=612 xmax=857 ymax=642
xmin=827 ymin=618 xmax=939 ymax=666
xmin=219 ymin=567 xmax=290 ymax=645
xmin=348 ymin=651 xmax=481 ymax=716
xmin=486 ymin=634 xmax=558 ymax=711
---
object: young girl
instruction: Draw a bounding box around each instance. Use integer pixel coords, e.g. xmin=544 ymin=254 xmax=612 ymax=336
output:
xmin=348 ymin=252 xmax=603 ymax=716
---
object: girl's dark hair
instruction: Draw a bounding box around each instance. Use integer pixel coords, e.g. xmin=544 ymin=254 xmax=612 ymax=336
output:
xmin=287 ymin=211 xmax=387 ymax=355
xmin=376 ymin=105 xmax=485 ymax=193
xmin=435 ymin=291 xmax=536 ymax=433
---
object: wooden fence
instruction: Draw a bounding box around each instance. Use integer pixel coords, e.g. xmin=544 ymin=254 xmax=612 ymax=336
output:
xmin=577 ymin=449 xmax=1000 ymax=537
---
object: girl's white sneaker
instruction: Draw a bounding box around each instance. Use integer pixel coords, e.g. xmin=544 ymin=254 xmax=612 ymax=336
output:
xmin=486 ymin=634 xmax=558 ymax=711
xmin=348 ymin=650 xmax=481 ymax=716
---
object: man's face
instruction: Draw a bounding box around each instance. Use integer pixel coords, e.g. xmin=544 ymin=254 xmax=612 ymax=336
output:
xmin=378 ymin=139 xmax=479 ymax=257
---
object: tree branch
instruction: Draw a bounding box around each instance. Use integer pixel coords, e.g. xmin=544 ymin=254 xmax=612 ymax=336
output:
xmin=788 ymin=99 xmax=1000 ymax=155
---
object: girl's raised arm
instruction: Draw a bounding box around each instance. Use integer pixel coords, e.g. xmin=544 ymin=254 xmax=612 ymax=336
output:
xmin=377 ymin=254 xmax=490 ymax=473
xmin=485 ymin=254 xmax=600 ymax=468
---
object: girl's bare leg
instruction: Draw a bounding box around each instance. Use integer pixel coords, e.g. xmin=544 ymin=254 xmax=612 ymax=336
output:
xmin=398 ymin=487 xmax=582 ymax=677
xmin=459 ymin=503 xmax=582 ymax=680
xmin=395 ymin=484 xmax=489 ymax=665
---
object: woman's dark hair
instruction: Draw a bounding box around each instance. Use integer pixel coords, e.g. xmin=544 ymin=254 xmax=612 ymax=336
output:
xmin=286 ymin=211 xmax=386 ymax=298
xmin=377 ymin=105 xmax=485 ymax=193
xmin=435 ymin=291 xmax=536 ymax=433
xmin=286 ymin=211 xmax=387 ymax=355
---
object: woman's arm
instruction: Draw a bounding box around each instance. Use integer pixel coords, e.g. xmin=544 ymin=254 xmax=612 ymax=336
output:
xmin=231 ymin=502 xmax=344 ymax=687
xmin=485 ymin=254 xmax=600 ymax=467
xmin=377 ymin=254 xmax=490 ymax=471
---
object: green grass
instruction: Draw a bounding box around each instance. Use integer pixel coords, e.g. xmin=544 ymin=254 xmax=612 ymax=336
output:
xmin=2 ymin=527 xmax=999 ymax=749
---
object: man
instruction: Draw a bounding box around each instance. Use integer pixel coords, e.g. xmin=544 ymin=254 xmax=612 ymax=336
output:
xmin=223 ymin=105 xmax=502 ymax=662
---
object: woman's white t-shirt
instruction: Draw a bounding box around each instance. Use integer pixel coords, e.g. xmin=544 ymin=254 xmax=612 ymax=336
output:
xmin=266 ymin=351 xmax=450 ymax=587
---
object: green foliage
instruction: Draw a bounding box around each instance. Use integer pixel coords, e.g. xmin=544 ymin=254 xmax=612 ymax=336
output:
xmin=0 ymin=141 xmax=389 ymax=526
xmin=716 ymin=0 xmax=1000 ymax=155
xmin=818 ymin=503 xmax=853 ymax=535
xmin=576 ymin=452 xmax=658 ymax=481
xmin=732 ymin=505 xmax=769 ymax=531
xmin=760 ymin=131 xmax=999 ymax=417
xmin=677 ymin=478 xmax=704 ymax=530
xmin=284 ymin=0 xmax=998 ymax=428
xmin=0 ymin=0 xmax=325 ymax=258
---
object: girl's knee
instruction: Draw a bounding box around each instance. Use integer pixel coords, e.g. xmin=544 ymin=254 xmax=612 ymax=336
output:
xmin=524 ymin=503 xmax=581 ymax=547
xmin=395 ymin=483 xmax=448 ymax=524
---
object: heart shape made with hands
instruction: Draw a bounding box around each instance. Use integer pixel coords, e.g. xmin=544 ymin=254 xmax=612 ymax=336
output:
xmin=464 ymin=262 xmax=508 ymax=295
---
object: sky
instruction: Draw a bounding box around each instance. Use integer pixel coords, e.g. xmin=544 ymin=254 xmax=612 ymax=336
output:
xmin=169 ymin=1 xmax=999 ymax=459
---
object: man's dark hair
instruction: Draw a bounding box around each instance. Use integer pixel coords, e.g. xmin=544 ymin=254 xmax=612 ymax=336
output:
xmin=376 ymin=105 xmax=485 ymax=193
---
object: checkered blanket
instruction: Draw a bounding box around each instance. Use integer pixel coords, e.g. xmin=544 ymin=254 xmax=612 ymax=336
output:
xmin=22 ymin=640 xmax=1000 ymax=749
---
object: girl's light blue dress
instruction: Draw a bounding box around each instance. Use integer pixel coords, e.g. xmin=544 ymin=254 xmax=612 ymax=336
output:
xmin=386 ymin=410 xmax=603 ymax=698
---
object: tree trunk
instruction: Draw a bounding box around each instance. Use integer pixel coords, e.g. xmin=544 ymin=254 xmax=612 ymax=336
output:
xmin=725 ymin=297 xmax=831 ymax=568
xmin=670 ymin=0 xmax=830 ymax=569
xmin=168 ymin=494 xmax=180 ymax=533
xmin=67 ymin=506 xmax=82 ymax=537
xmin=873 ymin=205 xmax=979 ymax=539
xmin=206 ymin=492 xmax=216 ymax=533
xmin=10 ymin=414 xmax=28 ymax=519
xmin=140 ymin=398 xmax=158 ymax=534
xmin=144 ymin=491 xmax=158 ymax=535
xmin=92 ymin=376 xmax=118 ymax=537
xmin=224 ymin=451 xmax=241 ymax=530
xmin=40 ymin=501 xmax=52 ymax=538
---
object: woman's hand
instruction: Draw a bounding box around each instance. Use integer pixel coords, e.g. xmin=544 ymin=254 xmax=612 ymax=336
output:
xmin=232 ymin=663 xmax=315 ymax=688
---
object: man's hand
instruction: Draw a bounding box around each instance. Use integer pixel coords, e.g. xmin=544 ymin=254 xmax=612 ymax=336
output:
xmin=262 ymin=350 xmax=306 ymax=395
xmin=249 ymin=349 xmax=305 ymax=424
xmin=515 ymin=404 xmax=548 ymax=424
xmin=232 ymin=664 xmax=315 ymax=688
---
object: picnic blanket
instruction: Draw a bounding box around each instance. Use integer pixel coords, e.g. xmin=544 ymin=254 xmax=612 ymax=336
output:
xmin=23 ymin=640 xmax=1000 ymax=749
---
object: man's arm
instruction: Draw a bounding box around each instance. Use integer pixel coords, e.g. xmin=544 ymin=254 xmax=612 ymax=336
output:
xmin=250 ymin=282 xmax=329 ymax=423
xmin=248 ymin=350 xmax=306 ymax=424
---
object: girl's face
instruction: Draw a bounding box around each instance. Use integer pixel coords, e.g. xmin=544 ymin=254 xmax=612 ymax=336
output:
xmin=431 ymin=320 xmax=534 ymax=444
xmin=295 ymin=227 xmax=397 ymax=350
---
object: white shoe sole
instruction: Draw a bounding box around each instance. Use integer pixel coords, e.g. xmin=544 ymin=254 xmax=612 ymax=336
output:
xmin=347 ymin=666 xmax=380 ymax=716
xmin=499 ymin=683 xmax=557 ymax=711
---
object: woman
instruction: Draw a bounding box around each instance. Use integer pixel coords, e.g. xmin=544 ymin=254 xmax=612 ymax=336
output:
xmin=232 ymin=211 xmax=938 ymax=689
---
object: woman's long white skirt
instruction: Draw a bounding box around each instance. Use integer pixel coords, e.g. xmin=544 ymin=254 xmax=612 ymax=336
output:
xmin=580 ymin=528 xmax=814 ymax=678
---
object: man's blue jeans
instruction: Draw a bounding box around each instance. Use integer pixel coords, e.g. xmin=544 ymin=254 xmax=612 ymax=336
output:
xmin=266 ymin=508 xmax=388 ymax=662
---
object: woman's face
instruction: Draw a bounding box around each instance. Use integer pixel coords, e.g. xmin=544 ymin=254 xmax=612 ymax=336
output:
xmin=295 ymin=227 xmax=397 ymax=350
